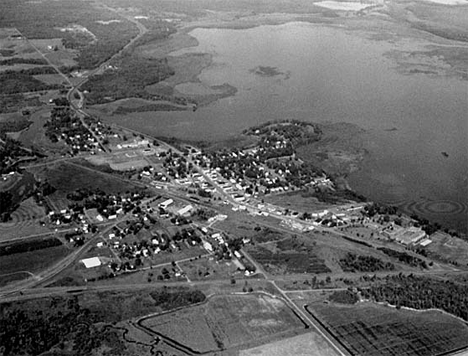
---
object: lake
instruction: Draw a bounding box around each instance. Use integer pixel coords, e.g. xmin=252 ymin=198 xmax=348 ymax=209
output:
xmin=118 ymin=22 xmax=468 ymax=232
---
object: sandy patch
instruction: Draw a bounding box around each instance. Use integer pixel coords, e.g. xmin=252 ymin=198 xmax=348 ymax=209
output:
xmin=314 ymin=1 xmax=372 ymax=11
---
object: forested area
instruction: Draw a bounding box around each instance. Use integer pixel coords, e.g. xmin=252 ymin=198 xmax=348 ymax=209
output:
xmin=362 ymin=275 xmax=468 ymax=321
xmin=82 ymin=56 xmax=174 ymax=104
xmin=0 ymin=58 xmax=48 ymax=66
xmin=0 ymin=72 xmax=62 ymax=94
xmin=243 ymin=120 xmax=323 ymax=147
xmin=339 ymin=253 xmax=395 ymax=273
xmin=0 ymin=289 xmax=207 ymax=355
xmin=0 ymin=297 xmax=122 ymax=356
xmin=0 ymin=136 xmax=30 ymax=174
xmin=328 ymin=290 xmax=359 ymax=304
xmin=0 ymin=237 xmax=62 ymax=256
xmin=1 ymin=0 xmax=139 ymax=69
xmin=378 ymin=248 xmax=428 ymax=269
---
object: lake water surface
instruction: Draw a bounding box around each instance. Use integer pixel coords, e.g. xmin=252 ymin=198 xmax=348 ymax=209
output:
xmin=136 ymin=22 xmax=468 ymax=231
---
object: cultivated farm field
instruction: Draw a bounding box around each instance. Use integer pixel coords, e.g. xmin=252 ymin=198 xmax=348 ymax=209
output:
xmin=307 ymin=302 xmax=468 ymax=356
xmin=139 ymin=293 xmax=307 ymax=353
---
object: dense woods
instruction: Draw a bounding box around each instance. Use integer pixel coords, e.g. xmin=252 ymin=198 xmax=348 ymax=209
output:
xmin=0 ymin=238 xmax=62 ymax=256
xmin=328 ymin=290 xmax=359 ymax=304
xmin=362 ymin=275 xmax=468 ymax=321
xmin=1 ymin=0 xmax=139 ymax=69
xmin=339 ymin=253 xmax=395 ymax=273
xmin=0 ymin=289 xmax=206 ymax=355
xmin=82 ymin=56 xmax=174 ymax=104
xmin=378 ymin=248 xmax=428 ymax=269
xmin=0 ymin=72 xmax=62 ymax=95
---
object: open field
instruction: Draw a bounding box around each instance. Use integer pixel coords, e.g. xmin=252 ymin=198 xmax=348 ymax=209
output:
xmin=0 ymin=245 xmax=70 ymax=285
xmin=0 ymin=93 xmax=42 ymax=114
xmin=0 ymin=197 xmax=50 ymax=240
xmin=45 ymin=193 xmax=70 ymax=212
xmin=33 ymin=74 xmax=68 ymax=86
xmin=140 ymin=293 xmax=307 ymax=352
xmin=421 ymin=231 xmax=468 ymax=265
xmin=86 ymin=150 xmax=150 ymax=171
xmin=2 ymin=0 xmax=139 ymax=69
xmin=245 ymin=236 xmax=331 ymax=274
xmin=264 ymin=191 xmax=333 ymax=215
xmin=0 ymin=271 xmax=32 ymax=287
xmin=11 ymin=196 xmax=47 ymax=220
xmin=0 ymin=220 xmax=52 ymax=241
xmin=240 ymin=331 xmax=339 ymax=356
xmin=0 ymin=28 xmax=44 ymax=69
xmin=32 ymin=161 xmax=145 ymax=194
xmin=18 ymin=108 xmax=68 ymax=152
xmin=179 ymin=256 xmax=243 ymax=281
xmin=307 ymin=302 xmax=468 ymax=356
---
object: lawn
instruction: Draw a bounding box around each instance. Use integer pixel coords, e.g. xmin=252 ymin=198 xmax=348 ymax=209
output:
xmin=307 ymin=302 xmax=468 ymax=356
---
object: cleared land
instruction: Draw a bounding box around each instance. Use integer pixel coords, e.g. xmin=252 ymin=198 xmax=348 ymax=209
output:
xmin=31 ymin=161 xmax=144 ymax=194
xmin=307 ymin=302 xmax=468 ymax=356
xmin=0 ymin=244 xmax=70 ymax=284
xmin=140 ymin=293 xmax=307 ymax=352
xmin=179 ymin=256 xmax=242 ymax=281
xmin=246 ymin=239 xmax=331 ymax=275
xmin=421 ymin=231 xmax=468 ymax=265
xmin=240 ymin=331 xmax=339 ymax=356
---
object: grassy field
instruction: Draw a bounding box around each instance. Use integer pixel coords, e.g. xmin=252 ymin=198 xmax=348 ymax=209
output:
xmin=0 ymin=245 xmax=70 ymax=285
xmin=0 ymin=220 xmax=52 ymax=241
xmin=179 ymin=256 xmax=242 ymax=281
xmin=421 ymin=231 xmax=468 ymax=265
xmin=18 ymin=108 xmax=68 ymax=152
xmin=245 ymin=236 xmax=331 ymax=274
xmin=86 ymin=150 xmax=150 ymax=171
xmin=0 ymin=271 xmax=32 ymax=287
xmin=264 ymin=191 xmax=332 ymax=215
xmin=240 ymin=331 xmax=339 ymax=356
xmin=140 ymin=293 xmax=307 ymax=353
xmin=0 ymin=93 xmax=42 ymax=114
xmin=307 ymin=302 xmax=468 ymax=356
xmin=34 ymin=161 xmax=144 ymax=195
